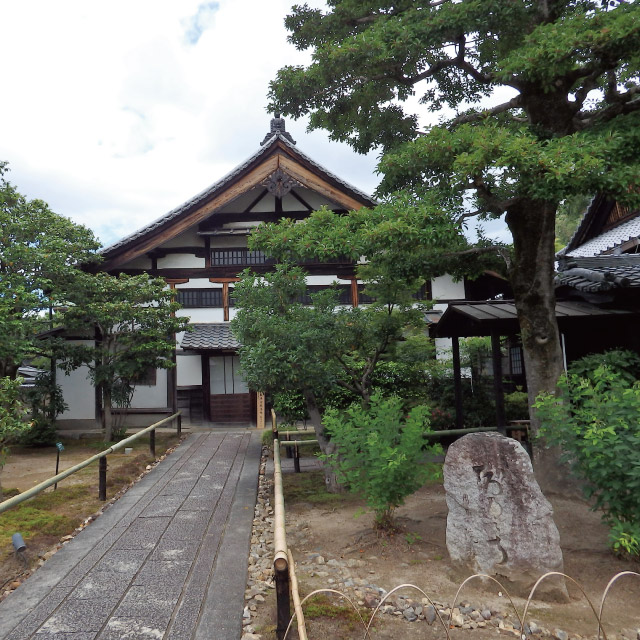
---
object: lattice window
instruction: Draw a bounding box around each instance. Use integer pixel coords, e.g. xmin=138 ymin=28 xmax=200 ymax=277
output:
xmin=176 ymin=289 xmax=223 ymax=308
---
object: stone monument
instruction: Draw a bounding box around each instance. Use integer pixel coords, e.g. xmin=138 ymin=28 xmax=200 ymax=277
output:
xmin=443 ymin=432 xmax=568 ymax=601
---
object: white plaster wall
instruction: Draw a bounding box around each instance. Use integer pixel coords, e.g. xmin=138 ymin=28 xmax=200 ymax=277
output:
xmin=217 ymin=189 xmax=261 ymax=212
xmin=177 ymin=354 xmax=202 ymax=386
xmin=432 ymin=274 xmax=465 ymax=300
xmin=162 ymin=229 xmax=203 ymax=248
xmin=296 ymin=188 xmax=339 ymax=210
xmin=306 ymin=275 xmax=351 ymax=285
xmin=58 ymin=365 xmax=95 ymax=420
xmin=176 ymin=279 xmax=220 ymax=289
xmin=176 ymin=308 xmax=225 ymax=324
xmin=210 ymin=236 xmax=248 ymax=248
xmin=130 ymin=369 xmax=168 ymax=408
xmin=158 ymin=254 xmax=206 ymax=268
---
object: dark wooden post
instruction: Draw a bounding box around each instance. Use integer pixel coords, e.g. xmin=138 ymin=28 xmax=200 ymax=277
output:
xmin=293 ymin=443 xmax=300 ymax=473
xmin=99 ymin=457 xmax=107 ymax=501
xmin=177 ymin=413 xmax=182 ymax=436
xmin=275 ymin=563 xmax=291 ymax=640
xmin=150 ymin=429 xmax=156 ymax=458
xmin=285 ymin=431 xmax=292 ymax=458
xmin=452 ymin=336 xmax=464 ymax=429
xmin=491 ymin=332 xmax=506 ymax=435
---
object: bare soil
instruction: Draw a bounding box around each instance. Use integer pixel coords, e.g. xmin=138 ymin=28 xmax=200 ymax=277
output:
xmin=254 ymin=475 xmax=640 ymax=640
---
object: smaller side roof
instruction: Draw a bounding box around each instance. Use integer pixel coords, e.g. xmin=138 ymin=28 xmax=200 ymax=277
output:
xmin=555 ymin=255 xmax=640 ymax=292
xmin=180 ymin=324 xmax=240 ymax=351
xmin=431 ymin=299 xmax=636 ymax=338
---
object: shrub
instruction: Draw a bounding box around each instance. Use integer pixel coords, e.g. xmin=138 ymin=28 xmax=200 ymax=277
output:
xmin=321 ymin=393 xmax=442 ymax=529
xmin=535 ymin=365 xmax=640 ymax=555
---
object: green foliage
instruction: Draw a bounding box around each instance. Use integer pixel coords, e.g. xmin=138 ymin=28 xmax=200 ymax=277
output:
xmin=232 ymin=263 xmax=423 ymax=406
xmin=20 ymin=372 xmax=66 ymax=446
xmin=568 ymin=349 xmax=640 ymax=386
xmin=535 ymin=364 xmax=640 ymax=555
xmin=0 ymin=162 xmax=100 ymax=380
xmin=555 ymin=194 xmax=592 ymax=252
xmin=268 ymin=0 xmax=640 ymax=433
xmin=272 ymin=390 xmax=307 ymax=427
xmin=609 ymin=520 xmax=640 ymax=559
xmin=321 ymin=394 xmax=442 ymax=528
xmin=0 ymin=377 xmax=31 ymax=493
xmin=59 ymin=272 xmax=190 ymax=439
xmin=504 ymin=389 xmax=530 ymax=421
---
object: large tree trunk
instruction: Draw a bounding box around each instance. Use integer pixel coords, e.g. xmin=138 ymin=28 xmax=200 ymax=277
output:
xmin=506 ymin=201 xmax=568 ymax=492
xmin=303 ymin=390 xmax=345 ymax=493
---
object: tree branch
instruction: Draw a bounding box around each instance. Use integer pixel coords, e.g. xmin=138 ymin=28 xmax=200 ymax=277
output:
xmin=449 ymin=96 xmax=524 ymax=127
xmin=575 ymin=84 xmax=640 ymax=129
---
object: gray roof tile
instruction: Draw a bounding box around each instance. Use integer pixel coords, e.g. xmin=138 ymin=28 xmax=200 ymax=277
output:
xmin=180 ymin=324 xmax=239 ymax=351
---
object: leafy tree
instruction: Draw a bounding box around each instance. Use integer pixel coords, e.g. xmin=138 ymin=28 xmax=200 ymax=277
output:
xmin=231 ymin=263 xmax=424 ymax=491
xmin=555 ymin=194 xmax=592 ymax=251
xmin=321 ymin=393 xmax=442 ymax=529
xmin=59 ymin=272 xmax=189 ymax=441
xmin=535 ymin=362 xmax=640 ymax=557
xmin=0 ymin=162 xmax=100 ymax=379
xmin=268 ymin=0 xmax=640 ymax=472
xmin=0 ymin=377 xmax=30 ymax=497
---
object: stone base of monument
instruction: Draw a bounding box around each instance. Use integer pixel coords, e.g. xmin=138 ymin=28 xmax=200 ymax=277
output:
xmin=443 ymin=432 xmax=569 ymax=602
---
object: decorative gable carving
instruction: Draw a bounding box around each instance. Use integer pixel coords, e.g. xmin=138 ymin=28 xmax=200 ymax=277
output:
xmin=261 ymin=168 xmax=302 ymax=198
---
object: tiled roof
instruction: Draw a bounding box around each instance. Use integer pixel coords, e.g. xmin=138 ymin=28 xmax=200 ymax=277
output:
xmin=180 ymin=324 xmax=240 ymax=351
xmin=564 ymin=215 xmax=640 ymax=257
xmin=101 ymin=133 xmax=376 ymax=258
xmin=555 ymin=255 xmax=640 ymax=292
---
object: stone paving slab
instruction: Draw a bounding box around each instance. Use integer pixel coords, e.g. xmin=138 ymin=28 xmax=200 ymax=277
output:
xmin=0 ymin=430 xmax=261 ymax=640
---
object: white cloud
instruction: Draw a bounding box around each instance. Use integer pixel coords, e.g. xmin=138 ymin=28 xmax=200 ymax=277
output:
xmin=0 ymin=0 xmax=380 ymax=248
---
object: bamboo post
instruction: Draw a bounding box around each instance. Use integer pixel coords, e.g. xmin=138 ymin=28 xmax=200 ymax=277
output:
xmin=287 ymin=549 xmax=308 ymax=640
xmin=98 ymin=456 xmax=107 ymax=501
xmin=273 ymin=441 xmax=291 ymax=640
xmin=271 ymin=408 xmax=278 ymax=440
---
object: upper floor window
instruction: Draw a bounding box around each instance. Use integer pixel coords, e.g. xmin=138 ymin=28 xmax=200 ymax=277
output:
xmin=176 ymin=288 xmax=223 ymax=308
xmin=211 ymin=249 xmax=274 ymax=266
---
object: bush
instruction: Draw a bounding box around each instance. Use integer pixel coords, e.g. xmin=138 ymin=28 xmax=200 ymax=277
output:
xmin=20 ymin=373 xmax=65 ymax=446
xmin=535 ymin=364 xmax=640 ymax=556
xmin=321 ymin=394 xmax=442 ymax=529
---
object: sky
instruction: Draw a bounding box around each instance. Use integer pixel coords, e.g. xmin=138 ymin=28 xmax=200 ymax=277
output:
xmin=0 ymin=0 xmax=507 ymax=249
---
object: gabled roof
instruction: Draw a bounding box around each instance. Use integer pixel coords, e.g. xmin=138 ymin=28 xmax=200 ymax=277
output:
xmin=560 ymin=194 xmax=640 ymax=257
xmin=100 ymin=120 xmax=377 ymax=271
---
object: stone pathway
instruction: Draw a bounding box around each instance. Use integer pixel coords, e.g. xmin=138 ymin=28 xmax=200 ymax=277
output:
xmin=0 ymin=431 xmax=261 ymax=640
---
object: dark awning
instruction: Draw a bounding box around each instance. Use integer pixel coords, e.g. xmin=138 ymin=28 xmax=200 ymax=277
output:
xmin=431 ymin=300 xmax=636 ymax=338
xmin=180 ymin=323 xmax=240 ymax=351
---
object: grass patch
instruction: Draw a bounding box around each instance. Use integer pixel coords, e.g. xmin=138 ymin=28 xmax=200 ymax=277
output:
xmin=282 ymin=470 xmax=359 ymax=507
xmin=303 ymin=594 xmax=371 ymax=633
xmin=0 ymin=485 xmax=100 ymax=546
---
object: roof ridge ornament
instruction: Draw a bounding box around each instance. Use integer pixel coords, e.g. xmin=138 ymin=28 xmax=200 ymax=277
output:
xmin=260 ymin=113 xmax=296 ymax=146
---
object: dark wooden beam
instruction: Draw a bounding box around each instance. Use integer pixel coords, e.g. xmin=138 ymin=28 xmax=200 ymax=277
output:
xmin=491 ymin=332 xmax=506 ymax=435
xmin=452 ymin=336 xmax=464 ymax=429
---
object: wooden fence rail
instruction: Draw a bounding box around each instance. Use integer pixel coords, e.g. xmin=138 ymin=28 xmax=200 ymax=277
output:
xmin=0 ymin=412 xmax=181 ymax=514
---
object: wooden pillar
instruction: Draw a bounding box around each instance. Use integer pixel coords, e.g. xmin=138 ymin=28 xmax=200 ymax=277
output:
xmin=451 ymin=336 xmax=464 ymax=429
xmin=223 ymin=282 xmax=230 ymax=322
xmin=350 ymin=278 xmax=358 ymax=307
xmin=202 ymin=354 xmax=211 ymax=422
xmin=256 ymin=392 xmax=266 ymax=430
xmin=491 ymin=332 xmax=506 ymax=435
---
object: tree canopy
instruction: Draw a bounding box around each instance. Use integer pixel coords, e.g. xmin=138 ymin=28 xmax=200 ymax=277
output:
xmin=0 ymin=162 xmax=100 ymax=379
xmin=59 ymin=272 xmax=189 ymax=440
xmin=268 ymin=0 xmax=640 ymax=475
